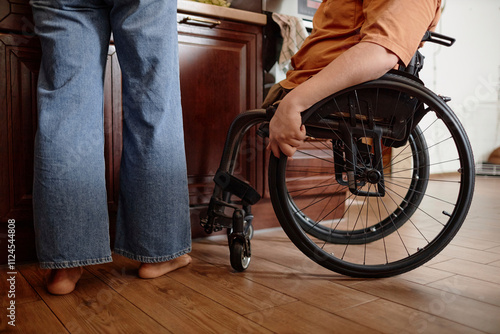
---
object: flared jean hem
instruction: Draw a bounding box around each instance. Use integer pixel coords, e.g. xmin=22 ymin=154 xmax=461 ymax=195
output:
xmin=114 ymin=246 xmax=191 ymax=263
xmin=39 ymin=255 xmax=113 ymax=269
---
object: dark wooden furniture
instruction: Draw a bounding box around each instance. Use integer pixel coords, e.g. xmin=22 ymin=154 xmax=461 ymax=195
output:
xmin=1 ymin=0 xmax=41 ymax=264
xmin=177 ymin=13 xmax=264 ymax=205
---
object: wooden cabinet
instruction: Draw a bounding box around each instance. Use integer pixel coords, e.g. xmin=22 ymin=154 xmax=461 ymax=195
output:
xmin=177 ymin=13 xmax=264 ymax=206
xmin=0 ymin=33 xmax=39 ymax=223
xmin=0 ymin=4 xmax=264 ymax=262
xmin=1 ymin=0 xmax=41 ymax=261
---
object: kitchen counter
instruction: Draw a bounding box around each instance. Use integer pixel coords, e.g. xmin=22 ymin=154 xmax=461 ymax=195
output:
xmin=177 ymin=0 xmax=267 ymax=26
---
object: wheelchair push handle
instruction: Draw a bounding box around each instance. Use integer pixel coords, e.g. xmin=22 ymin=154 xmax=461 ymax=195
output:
xmin=422 ymin=31 xmax=455 ymax=47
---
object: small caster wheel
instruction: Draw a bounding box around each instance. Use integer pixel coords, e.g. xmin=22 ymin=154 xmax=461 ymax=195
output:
xmin=245 ymin=222 xmax=254 ymax=240
xmin=230 ymin=239 xmax=251 ymax=272
xmin=227 ymin=220 xmax=254 ymax=240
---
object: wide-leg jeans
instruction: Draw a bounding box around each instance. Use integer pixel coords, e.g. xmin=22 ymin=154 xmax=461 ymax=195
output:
xmin=31 ymin=0 xmax=191 ymax=269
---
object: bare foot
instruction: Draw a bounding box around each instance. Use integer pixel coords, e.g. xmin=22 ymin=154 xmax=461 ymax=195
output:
xmin=46 ymin=267 xmax=83 ymax=295
xmin=138 ymin=254 xmax=192 ymax=279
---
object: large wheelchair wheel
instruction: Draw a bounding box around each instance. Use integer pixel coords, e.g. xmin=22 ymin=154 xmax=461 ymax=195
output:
xmin=268 ymin=73 xmax=475 ymax=278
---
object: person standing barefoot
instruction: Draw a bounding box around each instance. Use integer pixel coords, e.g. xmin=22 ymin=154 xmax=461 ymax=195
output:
xmin=32 ymin=0 xmax=192 ymax=295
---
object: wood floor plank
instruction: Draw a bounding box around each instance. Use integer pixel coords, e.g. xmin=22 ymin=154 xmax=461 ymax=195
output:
xmin=193 ymin=229 xmax=377 ymax=287
xmin=189 ymin=238 xmax=234 ymax=267
xmin=239 ymin=258 xmax=379 ymax=314
xmin=115 ymin=276 xmax=272 ymax=333
xmin=19 ymin=265 xmax=170 ymax=333
xmin=84 ymin=254 xmax=144 ymax=290
xmin=450 ymin=228 xmax=500 ymax=243
xmin=429 ymin=258 xmax=500 ymax=285
xmin=437 ymin=244 xmax=500 ymax=264
xmin=352 ymin=277 xmax=500 ymax=333
xmin=166 ymin=257 xmax=297 ymax=315
xmin=0 ymin=267 xmax=40 ymax=306
xmin=245 ymin=300 xmax=381 ymax=334
xmin=1 ymin=300 xmax=68 ymax=333
xmin=398 ymin=266 xmax=455 ymax=285
xmin=427 ymin=274 xmax=500 ymax=307
xmin=462 ymin=217 xmax=500 ymax=229
xmin=444 ymin=233 xmax=499 ymax=251
xmin=487 ymin=245 xmax=500 ymax=254
xmin=251 ymin=240 xmax=340 ymax=276
xmin=335 ymin=298 xmax=484 ymax=334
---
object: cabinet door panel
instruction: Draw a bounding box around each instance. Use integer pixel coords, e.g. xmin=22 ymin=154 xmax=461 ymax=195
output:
xmin=178 ymin=21 xmax=262 ymax=205
xmin=0 ymin=34 xmax=40 ymax=221
xmin=0 ymin=0 xmax=34 ymax=32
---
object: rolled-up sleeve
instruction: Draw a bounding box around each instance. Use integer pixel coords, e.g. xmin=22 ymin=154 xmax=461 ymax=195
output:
xmin=360 ymin=0 xmax=441 ymax=66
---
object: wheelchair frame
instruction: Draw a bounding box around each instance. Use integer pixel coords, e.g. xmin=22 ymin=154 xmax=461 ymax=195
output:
xmin=200 ymin=31 xmax=475 ymax=277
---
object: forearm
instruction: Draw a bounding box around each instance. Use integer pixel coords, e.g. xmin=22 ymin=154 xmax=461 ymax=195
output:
xmin=281 ymin=42 xmax=399 ymax=112
xmin=268 ymin=42 xmax=399 ymax=157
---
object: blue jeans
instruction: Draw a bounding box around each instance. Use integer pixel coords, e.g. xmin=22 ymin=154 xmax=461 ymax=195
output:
xmin=31 ymin=0 xmax=191 ymax=269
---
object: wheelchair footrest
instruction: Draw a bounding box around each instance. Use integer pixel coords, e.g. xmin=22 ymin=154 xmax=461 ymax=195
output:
xmin=214 ymin=171 xmax=261 ymax=205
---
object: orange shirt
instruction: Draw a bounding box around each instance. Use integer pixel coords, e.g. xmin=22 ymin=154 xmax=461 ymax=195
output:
xmin=281 ymin=0 xmax=441 ymax=89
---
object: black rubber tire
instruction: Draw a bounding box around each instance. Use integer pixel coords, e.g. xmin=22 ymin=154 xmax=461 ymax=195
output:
xmin=229 ymin=239 xmax=250 ymax=272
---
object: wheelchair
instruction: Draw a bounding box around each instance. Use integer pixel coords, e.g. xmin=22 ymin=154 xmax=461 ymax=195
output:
xmin=200 ymin=31 xmax=475 ymax=278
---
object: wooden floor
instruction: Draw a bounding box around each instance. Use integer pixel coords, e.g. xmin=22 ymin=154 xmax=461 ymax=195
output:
xmin=2 ymin=176 xmax=500 ymax=333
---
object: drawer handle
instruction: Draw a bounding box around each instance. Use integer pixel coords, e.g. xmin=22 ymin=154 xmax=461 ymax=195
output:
xmin=179 ymin=16 xmax=221 ymax=27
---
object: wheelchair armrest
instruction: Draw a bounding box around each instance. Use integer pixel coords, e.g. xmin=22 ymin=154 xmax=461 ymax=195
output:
xmin=422 ymin=31 xmax=455 ymax=47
